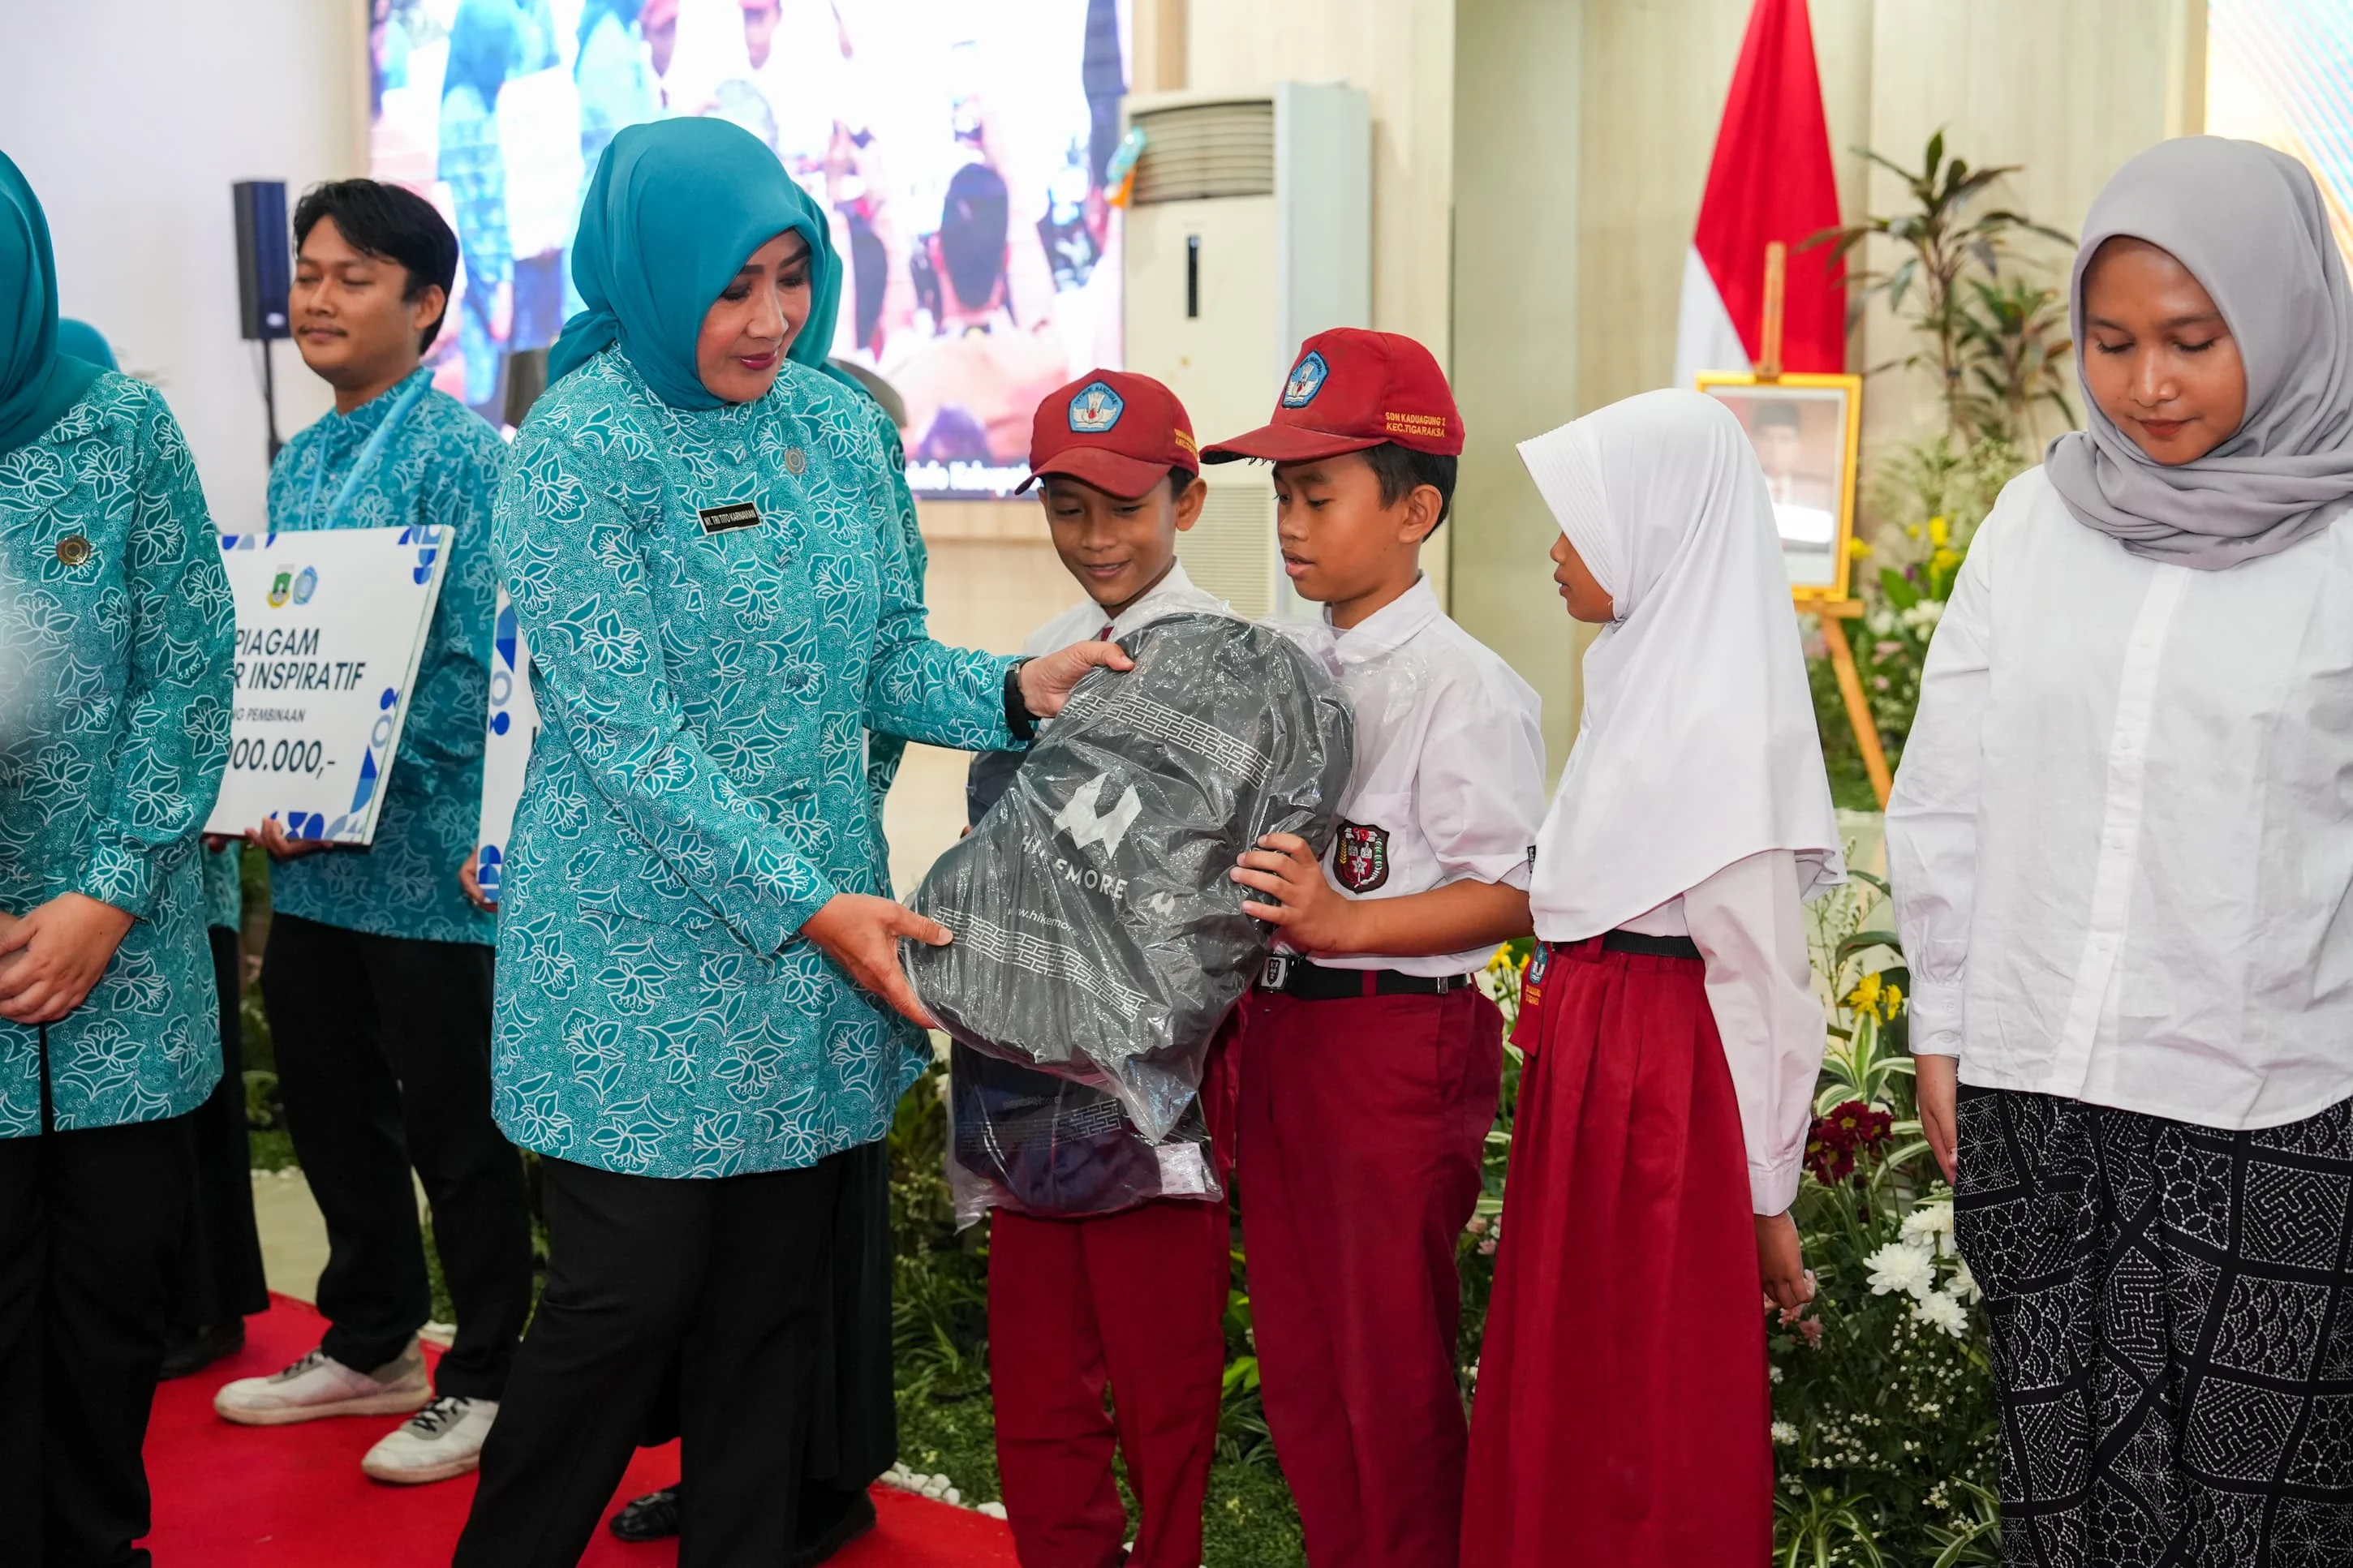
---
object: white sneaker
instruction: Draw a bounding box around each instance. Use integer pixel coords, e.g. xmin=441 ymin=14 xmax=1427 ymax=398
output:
xmin=361 ymin=1394 xmax=498 ymax=1484
xmin=213 ymin=1342 xmax=432 ymax=1426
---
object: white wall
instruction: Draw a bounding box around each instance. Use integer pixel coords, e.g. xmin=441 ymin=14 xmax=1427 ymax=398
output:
xmin=1452 ymin=0 xmax=1586 ymax=782
xmin=0 ymin=0 xmax=364 ymax=534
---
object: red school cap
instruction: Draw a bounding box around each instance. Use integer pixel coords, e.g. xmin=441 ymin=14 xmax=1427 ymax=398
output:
xmin=1019 ymin=370 xmax=1201 ymax=500
xmin=1201 ymin=329 xmax=1464 ymax=466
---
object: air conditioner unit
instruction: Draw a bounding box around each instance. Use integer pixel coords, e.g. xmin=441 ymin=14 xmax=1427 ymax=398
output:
xmin=1122 ymin=83 xmax=1371 ymax=621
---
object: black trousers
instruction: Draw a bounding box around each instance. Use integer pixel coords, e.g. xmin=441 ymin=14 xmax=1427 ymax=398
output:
xmin=165 ymin=926 xmax=269 ymax=1327
xmin=1956 ymin=1085 xmax=2353 ymax=1566
xmin=261 ymin=913 xmax=529 ymax=1398
xmin=639 ymin=1137 xmax=900 ymax=1523
xmin=457 ymin=1151 xmax=846 ymax=1568
xmin=0 ymin=1106 xmax=191 ymax=1567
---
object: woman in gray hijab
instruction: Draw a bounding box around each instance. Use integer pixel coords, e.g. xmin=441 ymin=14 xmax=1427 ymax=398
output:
xmin=1889 ymin=136 xmax=2353 ymax=1566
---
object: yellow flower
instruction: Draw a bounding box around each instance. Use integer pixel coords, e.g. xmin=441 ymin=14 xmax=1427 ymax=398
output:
xmin=1846 ymin=973 xmax=1884 ymax=1016
xmin=1927 ymin=515 xmax=1950 ymax=547
xmin=1846 ymin=537 xmax=1873 ymax=560
xmin=1930 ymin=547 xmax=1963 ymax=578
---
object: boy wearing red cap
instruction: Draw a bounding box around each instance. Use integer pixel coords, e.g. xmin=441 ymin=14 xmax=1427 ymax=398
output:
xmin=1207 ymin=330 xmax=1546 ymax=1568
xmin=980 ymin=369 xmax=1235 ymax=1568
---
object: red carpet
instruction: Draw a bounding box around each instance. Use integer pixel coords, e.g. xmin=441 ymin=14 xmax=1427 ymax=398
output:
xmin=144 ymin=1295 xmax=1020 ymax=1566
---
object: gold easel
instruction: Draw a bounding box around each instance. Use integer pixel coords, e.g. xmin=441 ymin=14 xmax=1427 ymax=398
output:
xmin=1704 ymin=241 xmax=1890 ymax=808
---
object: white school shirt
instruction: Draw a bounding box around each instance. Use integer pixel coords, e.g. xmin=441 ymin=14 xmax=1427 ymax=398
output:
xmin=1887 ymin=466 xmax=2353 ymax=1131
xmin=1609 ymin=852 xmax=1822 ymax=1216
xmin=1278 ymin=576 xmax=1547 ymax=977
xmin=1022 ymin=561 xmax=1231 ymax=657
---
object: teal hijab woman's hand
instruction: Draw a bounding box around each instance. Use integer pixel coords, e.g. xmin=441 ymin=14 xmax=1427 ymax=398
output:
xmin=0 ymin=892 xmax=137 ymax=1025
xmin=1018 ymin=639 xmax=1136 ymax=720
xmin=801 ymin=892 xmax=949 ymax=1029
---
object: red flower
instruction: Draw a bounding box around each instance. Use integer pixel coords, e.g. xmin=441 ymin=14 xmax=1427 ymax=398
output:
xmin=1805 ymin=1099 xmax=1894 ymax=1186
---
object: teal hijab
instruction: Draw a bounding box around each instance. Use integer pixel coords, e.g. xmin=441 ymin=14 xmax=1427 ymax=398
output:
xmin=56 ymin=317 xmax=116 ymax=371
xmin=1 ymin=151 xmax=103 ymax=457
xmin=548 ymin=118 xmax=842 ymax=410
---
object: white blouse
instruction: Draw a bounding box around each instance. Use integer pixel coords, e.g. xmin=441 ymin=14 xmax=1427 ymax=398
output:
xmin=1617 ymin=849 xmax=1821 ymax=1216
xmin=1888 ymin=467 xmax=2353 ymax=1131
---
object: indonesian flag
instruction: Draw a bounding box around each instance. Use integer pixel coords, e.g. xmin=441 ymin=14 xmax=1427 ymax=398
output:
xmin=1672 ymin=0 xmax=1845 ymax=387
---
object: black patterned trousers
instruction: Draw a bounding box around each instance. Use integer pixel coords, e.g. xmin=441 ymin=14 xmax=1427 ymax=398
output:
xmin=1955 ymin=1085 xmax=2353 ymax=1567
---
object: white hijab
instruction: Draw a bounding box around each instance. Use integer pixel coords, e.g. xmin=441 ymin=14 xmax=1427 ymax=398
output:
xmin=1518 ymin=389 xmax=1843 ymax=940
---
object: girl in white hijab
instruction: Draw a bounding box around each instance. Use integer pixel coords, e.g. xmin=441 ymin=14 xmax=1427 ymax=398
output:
xmin=1462 ymin=389 xmax=1842 ymax=1567
xmin=1891 ymin=136 xmax=2353 ymax=1565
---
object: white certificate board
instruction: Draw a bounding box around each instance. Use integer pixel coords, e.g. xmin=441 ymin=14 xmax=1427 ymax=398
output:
xmin=474 ymin=587 xmax=540 ymax=903
xmin=204 ymin=526 xmax=450 ymax=845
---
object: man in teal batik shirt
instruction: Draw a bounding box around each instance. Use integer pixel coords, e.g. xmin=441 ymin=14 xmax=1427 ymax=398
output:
xmin=209 ymin=181 xmax=531 ymax=1491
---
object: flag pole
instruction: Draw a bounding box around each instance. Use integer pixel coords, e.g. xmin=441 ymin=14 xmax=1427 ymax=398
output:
xmin=1757 ymin=240 xmax=1787 ymax=381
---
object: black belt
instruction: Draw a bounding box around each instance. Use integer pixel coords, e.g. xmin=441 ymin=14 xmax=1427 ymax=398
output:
xmin=1257 ymin=954 xmax=1475 ymax=999
xmin=1594 ymin=930 xmax=1701 ymax=960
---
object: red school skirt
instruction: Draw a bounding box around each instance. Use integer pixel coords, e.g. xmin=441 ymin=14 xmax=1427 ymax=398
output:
xmin=1460 ymin=938 xmax=1773 ymax=1568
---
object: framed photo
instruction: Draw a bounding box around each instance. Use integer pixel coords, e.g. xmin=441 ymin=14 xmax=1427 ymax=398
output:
xmin=1697 ymin=372 xmax=1863 ymax=601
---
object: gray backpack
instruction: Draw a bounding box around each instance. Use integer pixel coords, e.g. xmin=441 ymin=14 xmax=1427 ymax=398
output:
xmin=905 ymin=614 xmax=1354 ymax=1141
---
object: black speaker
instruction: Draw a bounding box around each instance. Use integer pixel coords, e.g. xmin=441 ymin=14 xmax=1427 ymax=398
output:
xmin=232 ymin=181 xmax=290 ymax=342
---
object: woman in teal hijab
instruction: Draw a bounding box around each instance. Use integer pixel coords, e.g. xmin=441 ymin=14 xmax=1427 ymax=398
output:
xmin=457 ymin=118 xmax=1122 ymax=1566
xmin=0 ymin=150 xmax=235 ymax=1565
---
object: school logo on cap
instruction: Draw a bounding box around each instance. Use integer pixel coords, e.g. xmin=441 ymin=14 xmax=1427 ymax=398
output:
xmin=1069 ymin=380 xmax=1125 ymax=434
xmin=1333 ymin=820 xmax=1390 ymax=892
xmin=1281 ymin=350 xmax=1329 ymax=409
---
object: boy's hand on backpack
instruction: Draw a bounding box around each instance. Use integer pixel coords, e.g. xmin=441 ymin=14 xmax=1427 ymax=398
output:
xmin=1754 ymin=1210 xmax=1814 ymax=1314
xmin=1232 ymin=833 xmax=1357 ymax=953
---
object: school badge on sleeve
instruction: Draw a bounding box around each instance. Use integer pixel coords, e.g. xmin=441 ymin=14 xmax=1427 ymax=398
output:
xmin=1332 ymin=820 xmax=1391 ymax=892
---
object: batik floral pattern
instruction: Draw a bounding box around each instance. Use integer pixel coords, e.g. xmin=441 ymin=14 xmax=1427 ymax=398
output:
xmin=264 ymin=366 xmax=503 ymax=946
xmin=489 ymin=348 xmax=1012 ymax=1178
xmin=0 ymin=373 xmax=233 ymax=1136
xmin=200 ymin=840 xmax=242 ymax=932
xmin=862 ymin=397 xmax=926 ymax=891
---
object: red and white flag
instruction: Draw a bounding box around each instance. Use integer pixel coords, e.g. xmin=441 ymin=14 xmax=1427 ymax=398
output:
xmin=1672 ymin=0 xmax=1845 ymax=387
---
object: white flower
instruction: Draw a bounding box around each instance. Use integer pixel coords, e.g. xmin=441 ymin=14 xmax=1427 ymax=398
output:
xmin=1865 ymin=1239 xmax=1937 ymax=1300
xmin=1770 ymin=1364 xmax=1784 ymax=1385
xmin=1771 ymin=1420 xmax=1800 ymax=1446
xmin=1900 ymin=600 xmax=1945 ymax=632
xmin=1912 ymin=1289 xmax=1971 ymax=1339
xmin=978 ymin=1501 xmax=1009 ymax=1520
xmin=1946 ymin=1257 xmax=1981 ymax=1304
xmin=1902 ymin=1201 xmax=1956 ymax=1257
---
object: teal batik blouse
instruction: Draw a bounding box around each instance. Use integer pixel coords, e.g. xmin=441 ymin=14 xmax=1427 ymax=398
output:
xmin=201 ymin=840 xmax=242 ymax=934
xmin=490 ymin=350 xmax=1013 ymax=1178
xmin=0 ymin=374 xmax=233 ymax=1136
xmin=861 ymin=400 xmax=926 ymax=891
xmin=263 ymin=367 xmax=504 ymax=946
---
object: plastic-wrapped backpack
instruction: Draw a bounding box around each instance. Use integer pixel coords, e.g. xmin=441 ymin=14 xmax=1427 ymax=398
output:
xmin=905 ymin=614 xmax=1354 ymax=1214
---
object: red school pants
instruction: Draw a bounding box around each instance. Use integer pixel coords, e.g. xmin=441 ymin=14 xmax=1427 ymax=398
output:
xmin=1238 ymin=985 xmax=1503 ymax=1568
xmin=988 ymin=1194 xmax=1232 ymax=1568
xmin=1460 ymin=940 xmax=1772 ymax=1567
